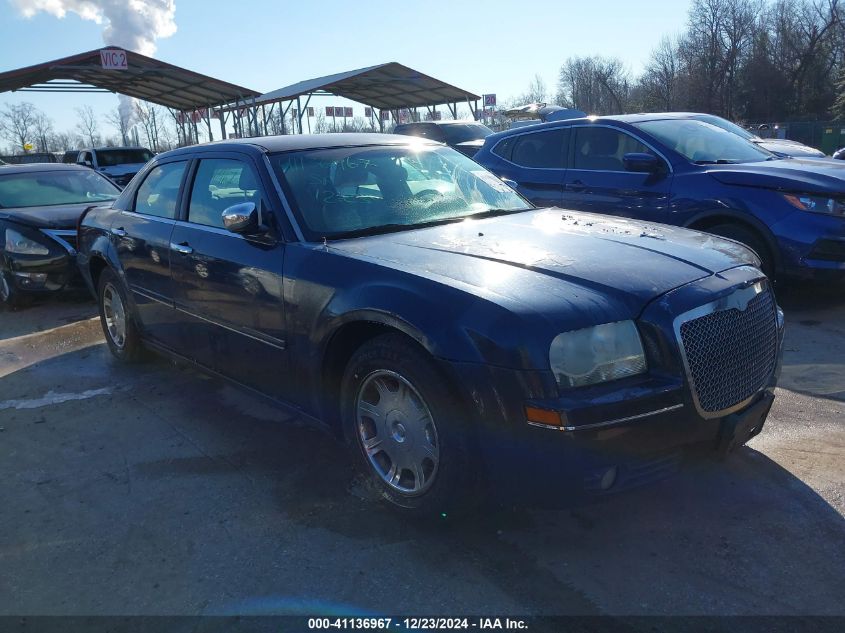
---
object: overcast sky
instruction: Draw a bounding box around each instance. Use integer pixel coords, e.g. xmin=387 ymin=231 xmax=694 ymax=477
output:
xmin=1 ymin=0 xmax=693 ymax=137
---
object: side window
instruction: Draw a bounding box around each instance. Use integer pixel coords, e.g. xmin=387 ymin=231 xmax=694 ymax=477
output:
xmin=420 ymin=125 xmax=446 ymax=142
xmin=78 ymin=151 xmax=90 ymax=164
xmin=509 ymin=129 xmax=568 ymax=168
xmin=187 ymin=158 xmax=265 ymax=229
xmin=572 ymin=127 xmax=653 ymax=171
xmin=133 ymin=161 xmax=187 ymax=219
xmin=491 ymin=136 xmax=516 ymax=161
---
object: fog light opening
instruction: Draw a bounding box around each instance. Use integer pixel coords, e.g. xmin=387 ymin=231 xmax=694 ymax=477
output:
xmin=13 ymin=272 xmax=47 ymax=281
xmin=600 ymin=466 xmax=618 ymax=491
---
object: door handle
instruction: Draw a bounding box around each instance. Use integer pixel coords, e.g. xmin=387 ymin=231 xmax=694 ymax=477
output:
xmin=170 ymin=242 xmax=194 ymax=255
xmin=565 ymin=181 xmax=586 ymax=192
xmin=111 ymin=227 xmax=127 ymax=237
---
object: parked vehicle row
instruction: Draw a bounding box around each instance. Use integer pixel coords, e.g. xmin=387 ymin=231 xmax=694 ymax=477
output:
xmin=473 ymin=113 xmax=845 ymax=283
xmin=393 ymin=120 xmax=494 ymax=157
xmin=70 ymin=134 xmax=783 ymax=513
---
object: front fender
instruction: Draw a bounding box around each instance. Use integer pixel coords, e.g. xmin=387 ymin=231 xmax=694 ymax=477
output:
xmin=77 ymin=210 xmax=122 ymax=298
xmin=684 ymin=208 xmax=782 ymax=273
xmin=283 ymin=245 xmax=556 ymax=415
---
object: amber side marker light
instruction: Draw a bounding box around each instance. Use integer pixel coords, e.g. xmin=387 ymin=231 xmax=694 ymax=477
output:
xmin=525 ymin=406 xmax=566 ymax=428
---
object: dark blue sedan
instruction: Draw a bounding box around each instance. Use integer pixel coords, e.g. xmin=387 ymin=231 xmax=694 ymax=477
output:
xmin=78 ymin=134 xmax=783 ymax=513
xmin=474 ymin=114 xmax=845 ymax=282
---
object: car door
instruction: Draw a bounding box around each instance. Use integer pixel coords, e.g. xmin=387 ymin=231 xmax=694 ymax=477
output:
xmin=561 ymin=125 xmax=673 ymax=220
xmin=169 ymin=154 xmax=290 ymax=400
xmin=489 ymin=127 xmax=569 ymax=208
xmin=111 ymin=159 xmax=188 ymax=349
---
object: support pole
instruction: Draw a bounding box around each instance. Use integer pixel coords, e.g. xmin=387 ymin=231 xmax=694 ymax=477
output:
xmin=296 ymin=96 xmax=304 ymax=134
xmin=206 ymin=104 xmax=213 ymax=142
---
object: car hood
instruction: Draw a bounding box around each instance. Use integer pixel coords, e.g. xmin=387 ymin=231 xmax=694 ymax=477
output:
xmin=0 ymin=202 xmax=98 ymax=229
xmin=706 ymin=157 xmax=845 ymax=194
xmin=328 ymin=209 xmax=757 ymax=324
xmin=754 ymin=139 xmax=825 ymax=158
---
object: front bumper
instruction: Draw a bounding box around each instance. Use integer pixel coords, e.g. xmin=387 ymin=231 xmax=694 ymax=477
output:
xmin=770 ymin=210 xmax=845 ymax=281
xmin=3 ymin=229 xmax=79 ymax=294
xmin=449 ymin=267 xmax=784 ymax=504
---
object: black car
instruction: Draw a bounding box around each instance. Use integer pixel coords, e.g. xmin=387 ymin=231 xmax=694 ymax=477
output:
xmin=78 ymin=134 xmax=783 ymax=513
xmin=393 ymin=120 xmax=493 ymax=157
xmin=0 ymin=163 xmax=121 ymax=307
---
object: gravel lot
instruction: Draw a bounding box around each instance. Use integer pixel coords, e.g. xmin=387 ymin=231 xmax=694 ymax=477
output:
xmin=1 ymin=287 xmax=843 ymax=618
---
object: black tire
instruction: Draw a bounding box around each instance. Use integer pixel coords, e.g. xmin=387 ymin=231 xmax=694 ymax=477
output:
xmin=0 ymin=267 xmax=31 ymax=311
xmin=340 ymin=333 xmax=478 ymax=516
xmin=707 ymin=223 xmax=774 ymax=278
xmin=97 ymin=268 xmax=145 ymax=362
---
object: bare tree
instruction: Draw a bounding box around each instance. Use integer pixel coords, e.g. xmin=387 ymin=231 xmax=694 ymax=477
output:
xmin=515 ymin=74 xmax=548 ymax=105
xmin=32 ymin=111 xmax=54 ymax=153
xmin=75 ymin=105 xmax=100 ymax=147
xmin=51 ymin=131 xmax=75 ymax=153
xmin=640 ymin=37 xmax=682 ymax=111
xmin=833 ymin=66 xmax=845 ymax=118
xmin=556 ymin=56 xmax=632 ymax=114
xmin=0 ymin=102 xmax=39 ymax=152
xmin=135 ymin=101 xmax=166 ymax=150
xmin=106 ymin=106 xmax=133 ymax=146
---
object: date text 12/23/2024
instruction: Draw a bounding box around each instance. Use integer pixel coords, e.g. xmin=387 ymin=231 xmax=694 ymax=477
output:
xmin=307 ymin=618 xmax=529 ymax=630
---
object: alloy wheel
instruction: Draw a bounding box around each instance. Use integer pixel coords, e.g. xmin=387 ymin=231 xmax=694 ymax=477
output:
xmin=355 ymin=369 xmax=440 ymax=495
xmin=102 ymin=282 xmax=127 ymax=349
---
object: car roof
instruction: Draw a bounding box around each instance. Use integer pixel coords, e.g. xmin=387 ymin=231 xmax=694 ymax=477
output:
xmin=158 ymin=133 xmax=443 ymax=158
xmin=0 ymin=162 xmax=93 ymax=174
xmin=80 ymin=146 xmax=152 ymax=152
xmin=484 ymin=112 xmax=720 ymax=142
xmin=396 ymin=121 xmax=486 ymax=126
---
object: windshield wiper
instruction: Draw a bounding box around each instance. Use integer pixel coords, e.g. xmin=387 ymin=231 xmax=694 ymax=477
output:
xmin=323 ymin=208 xmax=533 ymax=241
xmin=324 ymin=218 xmax=463 ymax=240
xmin=465 ymin=207 xmax=533 ymax=219
xmin=693 ymin=159 xmax=744 ymax=164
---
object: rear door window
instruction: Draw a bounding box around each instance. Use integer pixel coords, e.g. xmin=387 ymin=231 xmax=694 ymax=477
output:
xmin=509 ymin=128 xmax=568 ymax=168
xmin=133 ymin=161 xmax=187 ymax=219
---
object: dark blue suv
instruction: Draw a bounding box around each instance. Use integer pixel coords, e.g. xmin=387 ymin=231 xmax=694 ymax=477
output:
xmin=474 ymin=114 xmax=845 ymax=281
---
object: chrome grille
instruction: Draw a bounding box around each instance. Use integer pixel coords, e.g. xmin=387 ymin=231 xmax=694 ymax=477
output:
xmin=679 ymin=288 xmax=778 ymax=414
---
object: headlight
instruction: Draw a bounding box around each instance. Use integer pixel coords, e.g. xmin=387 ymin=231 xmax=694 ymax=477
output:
xmin=782 ymin=193 xmax=844 ymax=216
xmin=4 ymin=229 xmax=50 ymax=255
xmin=549 ymin=320 xmax=647 ymax=389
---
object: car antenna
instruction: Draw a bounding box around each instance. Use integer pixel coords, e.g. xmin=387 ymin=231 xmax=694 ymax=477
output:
xmin=322 ymin=236 xmax=328 ymax=249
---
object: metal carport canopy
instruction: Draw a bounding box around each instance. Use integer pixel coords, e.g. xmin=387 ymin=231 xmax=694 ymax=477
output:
xmin=0 ymin=47 xmax=261 ymax=111
xmin=253 ymin=62 xmax=481 ymax=110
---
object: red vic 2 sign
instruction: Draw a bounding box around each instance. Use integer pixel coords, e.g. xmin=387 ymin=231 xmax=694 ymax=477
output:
xmin=100 ymin=49 xmax=128 ymax=70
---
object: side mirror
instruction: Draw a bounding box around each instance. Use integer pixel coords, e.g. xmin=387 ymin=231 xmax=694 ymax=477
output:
xmin=222 ymin=201 xmax=261 ymax=234
xmin=623 ymin=152 xmax=661 ymax=173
